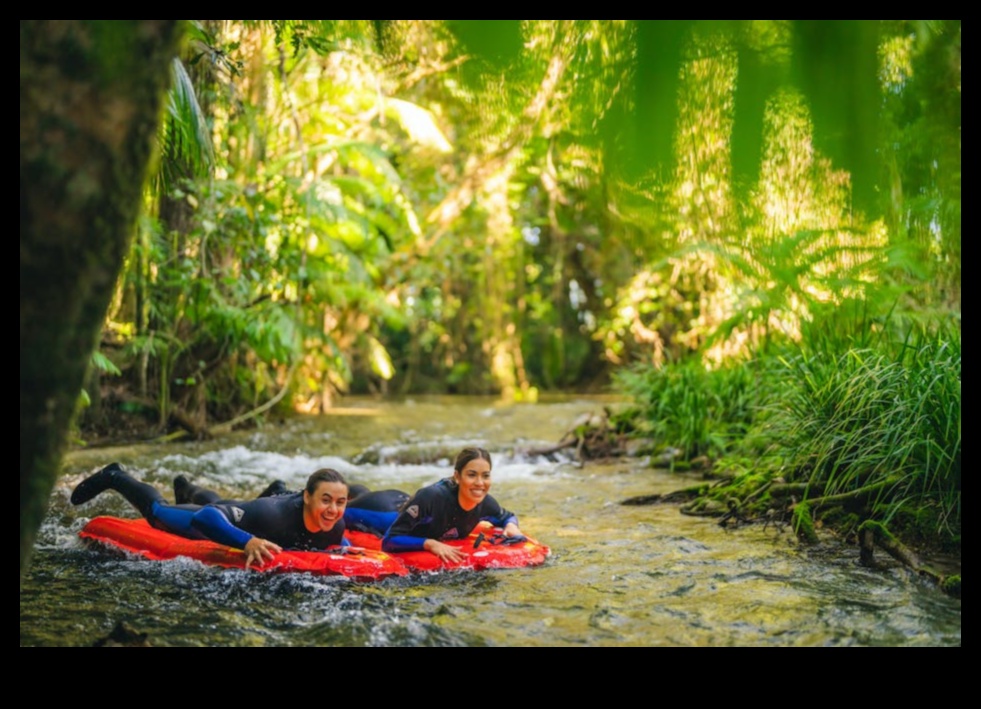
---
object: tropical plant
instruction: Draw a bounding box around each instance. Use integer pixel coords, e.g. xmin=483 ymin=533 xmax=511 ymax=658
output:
xmin=613 ymin=357 xmax=759 ymax=460
xmin=768 ymin=322 xmax=960 ymax=542
xmin=84 ymin=20 xmax=960 ymax=434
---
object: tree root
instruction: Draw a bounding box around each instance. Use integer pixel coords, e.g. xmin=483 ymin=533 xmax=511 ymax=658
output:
xmin=525 ymin=408 xmax=631 ymax=464
xmin=858 ymin=520 xmax=958 ymax=596
xmin=621 ymin=483 xmax=710 ymax=506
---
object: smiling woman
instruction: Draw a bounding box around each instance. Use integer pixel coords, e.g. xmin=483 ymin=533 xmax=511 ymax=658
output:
xmin=381 ymin=447 xmax=526 ymax=563
xmin=70 ymin=464 xmax=350 ymax=568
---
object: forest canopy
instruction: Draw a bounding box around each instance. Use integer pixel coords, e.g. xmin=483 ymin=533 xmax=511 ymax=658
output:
xmin=68 ymin=20 xmax=960 ymax=436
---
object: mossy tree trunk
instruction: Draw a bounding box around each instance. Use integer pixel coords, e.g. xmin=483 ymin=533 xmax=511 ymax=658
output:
xmin=20 ymin=20 xmax=185 ymax=580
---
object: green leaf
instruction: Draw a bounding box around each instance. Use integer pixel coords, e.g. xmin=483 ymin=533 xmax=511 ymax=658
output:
xmin=90 ymin=350 xmax=121 ymax=376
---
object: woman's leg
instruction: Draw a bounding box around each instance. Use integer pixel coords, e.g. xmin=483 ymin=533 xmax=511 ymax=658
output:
xmin=71 ymin=463 xmax=164 ymax=518
xmin=173 ymin=475 xmax=222 ymax=505
xmin=149 ymin=502 xmax=209 ymax=539
xmin=72 ymin=463 xmax=208 ymax=539
xmin=343 ymin=508 xmax=399 ymax=537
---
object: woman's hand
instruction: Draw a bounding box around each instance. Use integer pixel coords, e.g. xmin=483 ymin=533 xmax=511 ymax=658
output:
xmin=244 ymin=537 xmax=282 ymax=569
xmin=423 ymin=539 xmax=466 ymax=564
xmin=503 ymin=522 xmax=524 ymax=539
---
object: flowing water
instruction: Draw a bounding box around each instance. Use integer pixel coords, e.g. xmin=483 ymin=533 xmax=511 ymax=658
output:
xmin=20 ymin=395 xmax=961 ymax=647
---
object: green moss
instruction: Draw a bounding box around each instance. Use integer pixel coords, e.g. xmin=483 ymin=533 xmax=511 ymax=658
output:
xmin=708 ymin=486 xmax=730 ymax=502
xmin=793 ymin=502 xmax=819 ymax=544
xmin=857 ymin=519 xmax=895 ymax=543
xmin=816 ymin=506 xmax=863 ymax=539
xmin=941 ymin=575 xmax=961 ymax=598
xmin=876 ymin=506 xmax=958 ymax=558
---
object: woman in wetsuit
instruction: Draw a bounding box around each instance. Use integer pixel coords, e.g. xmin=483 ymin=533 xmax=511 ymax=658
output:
xmin=70 ymin=464 xmax=349 ymax=568
xmin=382 ymin=447 xmax=526 ymax=563
xmin=174 ymin=477 xmax=409 ymax=538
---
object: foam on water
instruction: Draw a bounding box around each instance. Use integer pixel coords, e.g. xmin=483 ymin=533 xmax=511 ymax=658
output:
xmin=156 ymin=446 xmax=356 ymax=489
xmin=151 ymin=443 xmax=577 ymax=492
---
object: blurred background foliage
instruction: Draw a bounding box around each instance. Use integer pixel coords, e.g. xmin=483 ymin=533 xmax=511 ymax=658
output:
xmin=80 ymin=20 xmax=959 ymax=443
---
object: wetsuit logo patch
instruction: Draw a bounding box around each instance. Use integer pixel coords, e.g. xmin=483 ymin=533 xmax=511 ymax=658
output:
xmin=445 ymin=527 xmax=459 ymax=539
xmin=230 ymin=506 xmax=245 ymax=523
xmin=406 ymin=505 xmax=419 ymax=519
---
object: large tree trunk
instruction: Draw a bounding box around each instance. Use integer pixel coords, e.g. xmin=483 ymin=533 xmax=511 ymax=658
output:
xmin=20 ymin=20 xmax=185 ymax=580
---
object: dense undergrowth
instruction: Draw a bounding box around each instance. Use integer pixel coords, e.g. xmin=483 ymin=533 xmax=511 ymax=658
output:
xmin=613 ymin=318 xmax=960 ymax=588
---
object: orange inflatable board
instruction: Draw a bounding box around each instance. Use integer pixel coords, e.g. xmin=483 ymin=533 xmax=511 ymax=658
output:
xmin=79 ymin=516 xmax=408 ymax=581
xmin=344 ymin=521 xmax=551 ymax=572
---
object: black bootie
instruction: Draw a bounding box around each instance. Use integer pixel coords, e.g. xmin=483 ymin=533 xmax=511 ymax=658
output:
xmin=71 ymin=463 xmax=164 ymax=519
xmin=258 ymin=480 xmax=291 ymax=498
xmin=174 ymin=475 xmax=220 ymax=505
xmin=71 ymin=463 xmax=125 ymax=505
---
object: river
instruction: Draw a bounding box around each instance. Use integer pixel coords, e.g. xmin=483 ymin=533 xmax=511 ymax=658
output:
xmin=20 ymin=395 xmax=961 ymax=646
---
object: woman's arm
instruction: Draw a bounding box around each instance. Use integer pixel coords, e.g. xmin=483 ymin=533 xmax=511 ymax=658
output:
xmin=381 ymin=534 xmax=466 ymax=563
xmin=191 ymin=506 xmax=282 ymax=568
xmin=191 ymin=506 xmax=252 ymax=547
xmin=345 ymin=507 xmax=399 ymax=537
xmin=381 ymin=489 xmax=430 ymax=552
xmin=381 ymin=484 xmax=465 ymax=562
xmin=381 ymin=533 xmax=427 ymax=553
xmin=481 ymin=496 xmax=523 ymax=536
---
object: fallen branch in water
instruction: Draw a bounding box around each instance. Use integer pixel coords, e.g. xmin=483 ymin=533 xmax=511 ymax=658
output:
xmin=621 ymin=483 xmax=710 ymax=506
xmin=524 ymin=438 xmax=578 ymax=457
xmin=858 ymin=520 xmax=959 ymax=597
xmin=773 ymin=477 xmax=899 ymax=508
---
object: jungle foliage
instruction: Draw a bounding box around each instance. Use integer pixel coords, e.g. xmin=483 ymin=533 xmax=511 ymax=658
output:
xmin=78 ymin=21 xmax=959 ymax=427
xmin=48 ymin=21 xmax=958 ymax=553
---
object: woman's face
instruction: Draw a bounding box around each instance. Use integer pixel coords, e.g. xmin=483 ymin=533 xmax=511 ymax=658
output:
xmin=303 ymin=481 xmax=348 ymax=533
xmin=454 ymin=457 xmax=492 ymax=510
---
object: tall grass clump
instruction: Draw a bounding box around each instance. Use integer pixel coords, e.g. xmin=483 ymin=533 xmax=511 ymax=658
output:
xmin=771 ymin=324 xmax=960 ymax=544
xmin=613 ymin=358 xmax=762 ymax=460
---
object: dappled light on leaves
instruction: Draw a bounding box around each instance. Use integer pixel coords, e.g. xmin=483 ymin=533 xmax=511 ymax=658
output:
xmin=53 ymin=19 xmax=957 ymax=432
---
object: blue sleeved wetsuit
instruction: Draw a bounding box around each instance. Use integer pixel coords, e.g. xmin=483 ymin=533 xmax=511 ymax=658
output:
xmin=343 ymin=488 xmax=410 ymax=537
xmin=176 ymin=478 xmax=407 ymax=540
xmin=151 ymin=493 xmax=348 ymax=550
xmin=381 ymin=478 xmax=518 ymax=553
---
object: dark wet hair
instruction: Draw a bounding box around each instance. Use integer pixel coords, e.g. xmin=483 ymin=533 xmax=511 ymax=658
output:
xmin=453 ymin=447 xmax=492 ymax=474
xmin=305 ymin=468 xmax=348 ymax=495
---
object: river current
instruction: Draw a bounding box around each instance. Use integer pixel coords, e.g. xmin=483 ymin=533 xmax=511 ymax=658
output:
xmin=20 ymin=395 xmax=961 ymax=646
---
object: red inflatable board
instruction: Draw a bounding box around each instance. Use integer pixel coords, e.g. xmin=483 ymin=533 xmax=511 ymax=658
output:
xmin=79 ymin=517 xmax=550 ymax=578
xmin=344 ymin=521 xmax=551 ymax=572
xmin=79 ymin=516 xmax=408 ymax=581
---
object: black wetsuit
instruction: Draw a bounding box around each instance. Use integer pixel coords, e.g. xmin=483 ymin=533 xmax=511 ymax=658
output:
xmin=72 ymin=465 xmax=347 ymax=552
xmin=344 ymin=489 xmax=410 ymax=536
xmin=348 ymin=489 xmax=410 ymax=512
xmin=179 ymin=478 xmax=406 ymax=539
xmin=153 ymin=493 xmax=347 ymax=550
xmin=381 ymin=478 xmax=517 ymax=553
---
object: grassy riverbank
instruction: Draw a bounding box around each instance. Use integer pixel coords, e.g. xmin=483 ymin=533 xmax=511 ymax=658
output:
xmin=611 ymin=320 xmax=960 ymax=593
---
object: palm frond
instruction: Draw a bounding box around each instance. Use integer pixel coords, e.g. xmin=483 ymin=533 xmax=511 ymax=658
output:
xmin=159 ymin=57 xmax=214 ymax=190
